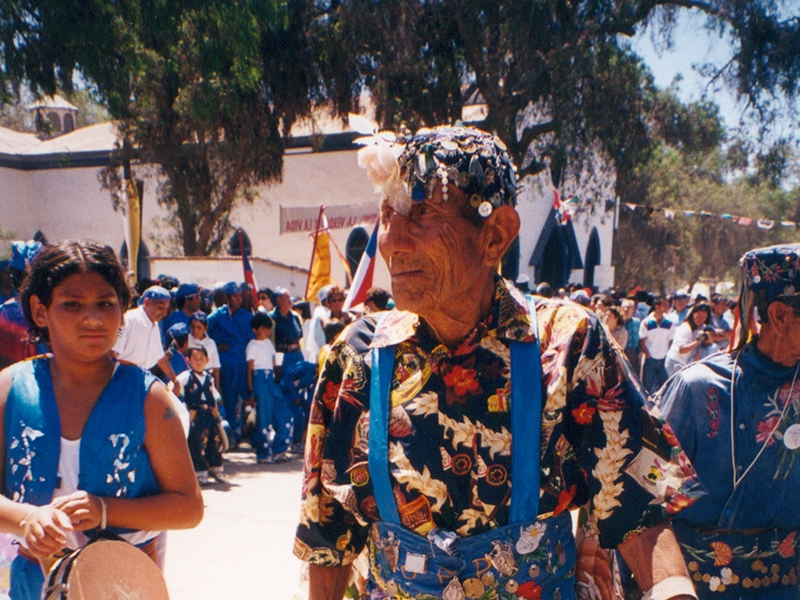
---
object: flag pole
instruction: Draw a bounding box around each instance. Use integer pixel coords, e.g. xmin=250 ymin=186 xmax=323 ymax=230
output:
xmin=304 ymin=205 xmax=325 ymax=300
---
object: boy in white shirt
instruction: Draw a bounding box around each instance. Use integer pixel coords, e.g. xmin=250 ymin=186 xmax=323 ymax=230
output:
xmin=188 ymin=311 xmax=221 ymax=389
xmin=246 ymin=313 xmax=294 ymax=463
xmin=176 ymin=345 xmax=229 ymax=484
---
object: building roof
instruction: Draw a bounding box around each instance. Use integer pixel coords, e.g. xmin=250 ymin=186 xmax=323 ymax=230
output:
xmin=27 ymin=94 xmax=78 ymax=112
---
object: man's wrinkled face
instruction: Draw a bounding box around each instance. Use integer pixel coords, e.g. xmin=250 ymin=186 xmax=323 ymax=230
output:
xmin=143 ymin=298 xmax=170 ymax=323
xmin=377 ymin=184 xmax=484 ymax=319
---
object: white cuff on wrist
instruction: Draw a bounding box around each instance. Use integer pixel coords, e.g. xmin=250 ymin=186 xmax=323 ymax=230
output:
xmin=641 ymin=576 xmax=697 ymax=600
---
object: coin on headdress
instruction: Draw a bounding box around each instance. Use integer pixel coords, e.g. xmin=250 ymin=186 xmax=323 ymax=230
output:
xmin=478 ymin=201 xmax=493 ymax=217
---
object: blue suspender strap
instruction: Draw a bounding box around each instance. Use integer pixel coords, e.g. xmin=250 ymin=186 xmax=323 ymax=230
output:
xmin=509 ymin=297 xmax=543 ymax=524
xmin=368 ymin=297 xmax=543 ymax=526
xmin=369 ymin=345 xmax=401 ymax=524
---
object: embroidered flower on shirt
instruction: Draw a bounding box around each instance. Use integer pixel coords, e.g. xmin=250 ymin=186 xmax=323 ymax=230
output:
xmin=778 ymin=531 xmax=797 ymax=558
xmin=756 ymin=416 xmax=781 ymax=446
xmin=710 ymin=541 xmax=732 ymax=566
xmin=443 ymin=365 xmax=480 ymax=397
xmin=553 ymin=484 xmax=577 ymax=516
xmin=572 ymin=402 xmax=596 ymax=425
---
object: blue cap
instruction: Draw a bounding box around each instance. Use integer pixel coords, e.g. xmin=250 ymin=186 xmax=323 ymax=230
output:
xmin=222 ymin=281 xmax=241 ymax=296
xmin=10 ymin=241 xmax=43 ymax=271
xmin=175 ymin=283 xmax=200 ymax=299
xmin=141 ymin=286 xmax=171 ymax=302
xmin=188 ymin=311 xmax=208 ymax=326
xmin=167 ymin=322 xmax=189 ymax=340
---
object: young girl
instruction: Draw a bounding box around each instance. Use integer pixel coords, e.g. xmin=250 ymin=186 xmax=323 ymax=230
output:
xmin=0 ymin=241 xmax=203 ymax=599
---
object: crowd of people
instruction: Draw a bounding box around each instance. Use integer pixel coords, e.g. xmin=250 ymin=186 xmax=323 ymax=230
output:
xmin=525 ymin=282 xmax=736 ymax=395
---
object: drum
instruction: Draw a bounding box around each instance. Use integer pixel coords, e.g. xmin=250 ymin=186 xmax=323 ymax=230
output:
xmin=41 ymin=538 xmax=169 ymax=600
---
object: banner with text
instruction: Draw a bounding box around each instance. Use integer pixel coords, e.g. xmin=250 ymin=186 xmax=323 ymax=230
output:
xmin=280 ymin=202 xmax=379 ymax=234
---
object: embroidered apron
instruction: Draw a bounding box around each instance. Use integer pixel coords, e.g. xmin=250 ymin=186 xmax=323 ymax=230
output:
xmin=675 ymin=522 xmax=800 ymax=599
xmin=367 ymin=301 xmax=577 ymax=600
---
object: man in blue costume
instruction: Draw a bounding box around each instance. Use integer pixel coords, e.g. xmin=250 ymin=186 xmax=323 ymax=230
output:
xmin=208 ymin=281 xmax=253 ymax=440
xmin=659 ymin=244 xmax=800 ymax=599
xmin=163 ymin=282 xmax=202 ymax=333
xmin=269 ymin=288 xmax=304 ymax=373
xmin=295 ymin=125 xmax=704 ymax=600
xmin=0 ymin=241 xmax=44 ymax=369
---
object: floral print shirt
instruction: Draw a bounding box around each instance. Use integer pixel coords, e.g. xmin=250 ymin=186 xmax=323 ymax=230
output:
xmin=659 ymin=342 xmax=800 ymax=531
xmin=294 ymin=278 xmax=704 ymax=567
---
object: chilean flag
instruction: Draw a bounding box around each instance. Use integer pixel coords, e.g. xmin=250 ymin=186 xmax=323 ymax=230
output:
xmin=240 ymin=231 xmax=259 ymax=304
xmin=343 ymin=219 xmax=379 ymax=312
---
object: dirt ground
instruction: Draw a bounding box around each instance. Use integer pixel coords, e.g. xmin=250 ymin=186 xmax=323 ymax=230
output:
xmin=164 ymin=450 xmax=305 ymax=599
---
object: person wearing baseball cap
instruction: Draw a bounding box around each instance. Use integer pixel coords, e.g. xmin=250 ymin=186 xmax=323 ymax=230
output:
xmin=163 ymin=282 xmax=202 ymax=333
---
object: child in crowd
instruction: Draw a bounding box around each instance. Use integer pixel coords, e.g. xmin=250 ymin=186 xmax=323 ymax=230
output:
xmin=0 ymin=241 xmax=202 ymax=599
xmin=188 ymin=311 xmax=221 ymax=389
xmin=166 ymin=322 xmax=190 ymax=377
xmin=176 ymin=346 xmax=229 ymax=485
xmin=246 ymin=313 xmax=293 ymax=464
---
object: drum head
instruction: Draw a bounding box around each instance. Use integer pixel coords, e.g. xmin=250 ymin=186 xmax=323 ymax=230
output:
xmin=63 ymin=540 xmax=169 ymax=599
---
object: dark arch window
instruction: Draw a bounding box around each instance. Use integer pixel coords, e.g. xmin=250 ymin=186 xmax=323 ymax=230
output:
xmin=583 ymin=228 xmax=601 ymax=290
xmin=63 ymin=113 xmax=75 ymax=132
xmin=46 ymin=112 xmax=61 ymax=132
xmin=345 ymin=227 xmax=369 ymax=277
xmin=119 ymin=240 xmax=151 ymax=282
xmin=501 ymin=236 xmax=520 ymax=282
xmin=227 ymin=229 xmax=252 ymax=256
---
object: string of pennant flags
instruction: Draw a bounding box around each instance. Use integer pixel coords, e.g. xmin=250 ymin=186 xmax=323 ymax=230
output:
xmin=620 ymin=201 xmax=799 ymax=230
xmin=552 ymin=187 xmax=799 ymax=231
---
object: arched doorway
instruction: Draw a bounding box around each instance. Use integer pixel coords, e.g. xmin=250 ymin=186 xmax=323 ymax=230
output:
xmin=540 ymin=229 xmax=568 ymax=289
xmin=529 ymin=208 xmax=584 ymax=290
xmin=346 ymin=227 xmax=369 ymax=278
xmin=583 ymin=228 xmax=601 ymax=289
xmin=227 ymin=228 xmax=252 ymax=256
xmin=119 ymin=240 xmax=151 ymax=282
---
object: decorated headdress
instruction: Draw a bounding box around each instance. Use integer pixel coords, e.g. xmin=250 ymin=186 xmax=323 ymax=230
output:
xmin=353 ymin=117 xmax=517 ymax=219
xmin=732 ymin=244 xmax=800 ymax=351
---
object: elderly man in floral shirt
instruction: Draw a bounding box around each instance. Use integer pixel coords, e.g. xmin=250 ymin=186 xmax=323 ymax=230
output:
xmin=658 ymin=244 xmax=800 ymax=600
xmin=295 ymin=125 xmax=704 ymax=600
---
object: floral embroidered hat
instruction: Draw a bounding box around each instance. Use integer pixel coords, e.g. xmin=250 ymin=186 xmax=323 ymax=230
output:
xmin=733 ymin=244 xmax=800 ymax=350
xmin=356 ymin=124 xmax=517 ymax=219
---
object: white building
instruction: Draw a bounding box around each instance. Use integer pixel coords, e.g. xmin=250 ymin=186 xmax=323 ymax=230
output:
xmin=0 ymin=108 xmax=616 ymax=295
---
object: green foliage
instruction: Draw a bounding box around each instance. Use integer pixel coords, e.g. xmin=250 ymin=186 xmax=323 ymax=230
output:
xmin=0 ymin=0 xmax=797 ymax=256
xmin=2 ymin=0 xmax=338 ymax=256
xmin=614 ymin=143 xmax=800 ymax=293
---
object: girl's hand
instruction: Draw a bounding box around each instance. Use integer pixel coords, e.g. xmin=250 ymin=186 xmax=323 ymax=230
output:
xmin=51 ymin=491 xmax=105 ymax=531
xmin=20 ymin=505 xmax=73 ymax=558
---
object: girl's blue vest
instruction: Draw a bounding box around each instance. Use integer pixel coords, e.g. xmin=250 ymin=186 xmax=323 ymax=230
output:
xmin=5 ymin=359 xmax=159 ymax=515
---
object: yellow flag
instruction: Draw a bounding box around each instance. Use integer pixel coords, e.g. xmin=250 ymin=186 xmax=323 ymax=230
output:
xmin=305 ymin=209 xmax=334 ymax=301
xmin=126 ymin=179 xmax=141 ymax=281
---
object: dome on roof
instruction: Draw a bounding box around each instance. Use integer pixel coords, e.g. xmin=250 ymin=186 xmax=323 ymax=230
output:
xmin=26 ymin=94 xmax=78 ymax=112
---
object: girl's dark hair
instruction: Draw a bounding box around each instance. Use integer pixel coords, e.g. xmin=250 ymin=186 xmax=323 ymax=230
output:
xmin=606 ymin=305 xmax=625 ymax=326
xmin=686 ymin=302 xmax=711 ymax=331
xmin=250 ymin=312 xmax=274 ymax=330
xmin=20 ymin=241 xmax=131 ymax=342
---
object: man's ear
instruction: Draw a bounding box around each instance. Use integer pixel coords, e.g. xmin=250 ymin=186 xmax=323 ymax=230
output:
xmin=29 ymin=294 xmax=49 ymax=329
xmin=482 ymin=205 xmax=520 ymax=267
xmin=767 ymin=301 xmax=796 ymax=333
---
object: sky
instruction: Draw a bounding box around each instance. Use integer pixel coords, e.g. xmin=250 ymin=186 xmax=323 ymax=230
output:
xmin=628 ymin=7 xmax=798 ymax=147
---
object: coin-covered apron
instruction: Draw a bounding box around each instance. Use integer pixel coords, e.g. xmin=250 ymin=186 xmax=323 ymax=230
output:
xmin=366 ymin=300 xmax=577 ymax=599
